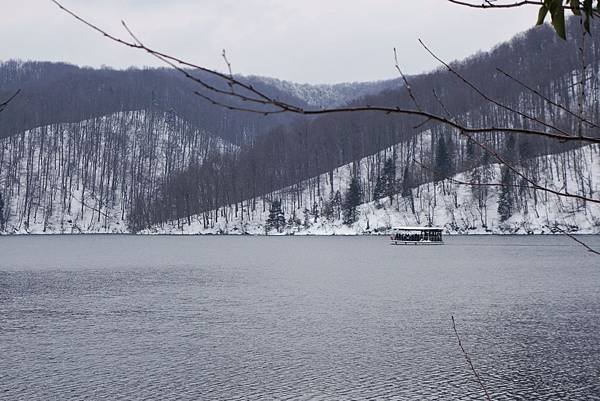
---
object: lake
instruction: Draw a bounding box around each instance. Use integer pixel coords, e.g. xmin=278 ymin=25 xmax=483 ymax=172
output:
xmin=1 ymin=235 xmax=599 ymax=400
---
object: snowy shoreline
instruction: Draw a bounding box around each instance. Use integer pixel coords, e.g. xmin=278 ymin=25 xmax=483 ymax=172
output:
xmin=2 ymin=232 xmax=599 ymax=236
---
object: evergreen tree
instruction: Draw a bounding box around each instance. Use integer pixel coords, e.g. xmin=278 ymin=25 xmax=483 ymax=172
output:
xmin=504 ymin=134 xmax=517 ymax=164
xmin=434 ymin=135 xmax=452 ymax=182
xmin=303 ymin=208 xmax=311 ymax=228
xmin=0 ymin=193 xmax=4 ymax=231
xmin=332 ymin=190 xmax=342 ymax=220
xmin=266 ymin=199 xmax=286 ymax=232
xmin=401 ymin=165 xmax=413 ymax=197
xmin=373 ymin=174 xmax=385 ymax=201
xmin=402 ymin=165 xmax=415 ymax=214
xmin=497 ymin=165 xmax=514 ymax=222
xmin=465 ymin=138 xmax=476 ymax=171
xmin=374 ymin=158 xmax=396 ymax=203
xmin=322 ymin=198 xmax=334 ymax=221
xmin=382 ymin=157 xmax=396 ymax=199
xmin=343 ymin=176 xmax=361 ymax=225
xmin=311 ymin=201 xmax=319 ymax=223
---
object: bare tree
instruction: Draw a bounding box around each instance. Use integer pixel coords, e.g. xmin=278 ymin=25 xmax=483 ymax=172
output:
xmin=46 ymin=0 xmax=600 ymax=254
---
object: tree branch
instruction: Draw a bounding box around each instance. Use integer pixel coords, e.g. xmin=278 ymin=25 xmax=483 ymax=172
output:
xmin=452 ymin=316 xmax=493 ymax=401
xmin=49 ymin=0 xmax=600 ymax=145
xmin=0 ymin=90 xmax=21 ymax=114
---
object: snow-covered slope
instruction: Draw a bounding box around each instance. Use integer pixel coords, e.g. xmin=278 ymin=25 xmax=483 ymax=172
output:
xmin=145 ymin=142 xmax=600 ymax=236
xmin=0 ymin=110 xmax=233 ymax=234
xmin=249 ymin=76 xmax=400 ymax=107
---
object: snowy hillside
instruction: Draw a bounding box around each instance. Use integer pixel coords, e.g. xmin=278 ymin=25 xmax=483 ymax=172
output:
xmin=0 ymin=110 xmax=233 ymax=234
xmin=145 ymin=139 xmax=600 ymax=236
xmin=249 ymin=76 xmax=400 ymax=107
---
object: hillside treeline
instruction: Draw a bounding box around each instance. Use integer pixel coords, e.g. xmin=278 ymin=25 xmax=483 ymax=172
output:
xmin=0 ymin=20 xmax=598 ymax=233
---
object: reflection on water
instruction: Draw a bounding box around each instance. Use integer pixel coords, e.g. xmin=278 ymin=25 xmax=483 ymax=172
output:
xmin=1 ymin=235 xmax=599 ymax=400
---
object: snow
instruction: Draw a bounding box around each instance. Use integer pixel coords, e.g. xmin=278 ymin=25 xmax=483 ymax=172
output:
xmin=144 ymin=144 xmax=600 ymax=236
xmin=0 ymin=110 xmax=232 ymax=234
xmin=249 ymin=76 xmax=400 ymax=107
xmin=2 ymin=112 xmax=598 ymax=236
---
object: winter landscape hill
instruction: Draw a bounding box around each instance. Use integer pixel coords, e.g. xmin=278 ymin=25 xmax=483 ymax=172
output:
xmin=143 ymin=139 xmax=599 ymax=236
xmin=0 ymin=19 xmax=599 ymax=235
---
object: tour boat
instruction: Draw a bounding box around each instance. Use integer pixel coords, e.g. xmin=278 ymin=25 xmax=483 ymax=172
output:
xmin=389 ymin=227 xmax=444 ymax=245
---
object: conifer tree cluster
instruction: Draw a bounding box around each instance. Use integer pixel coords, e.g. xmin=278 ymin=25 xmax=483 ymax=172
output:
xmin=266 ymin=199 xmax=286 ymax=232
xmin=322 ymin=191 xmax=342 ymax=221
xmin=343 ymin=176 xmax=362 ymax=225
xmin=374 ymin=157 xmax=397 ymax=202
xmin=434 ymin=135 xmax=453 ymax=182
xmin=497 ymin=166 xmax=514 ymax=222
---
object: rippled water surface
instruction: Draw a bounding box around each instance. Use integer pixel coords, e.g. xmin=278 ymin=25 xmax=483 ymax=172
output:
xmin=1 ymin=235 xmax=599 ymax=400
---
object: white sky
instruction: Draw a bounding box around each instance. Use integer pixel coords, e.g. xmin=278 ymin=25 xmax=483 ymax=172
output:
xmin=2 ymin=0 xmax=536 ymax=84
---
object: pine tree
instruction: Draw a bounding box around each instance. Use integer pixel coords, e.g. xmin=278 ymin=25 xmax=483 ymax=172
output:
xmin=465 ymin=138 xmax=476 ymax=171
xmin=343 ymin=176 xmax=361 ymax=225
xmin=322 ymin=198 xmax=334 ymax=221
xmin=373 ymin=174 xmax=385 ymax=201
xmin=266 ymin=199 xmax=286 ymax=232
xmin=401 ymin=165 xmax=413 ymax=197
xmin=382 ymin=157 xmax=396 ymax=199
xmin=303 ymin=208 xmax=311 ymax=228
xmin=497 ymin=165 xmax=513 ymax=222
xmin=434 ymin=135 xmax=452 ymax=182
xmin=402 ymin=165 xmax=415 ymax=214
xmin=0 ymin=193 xmax=4 ymax=231
xmin=374 ymin=158 xmax=396 ymax=203
xmin=333 ymin=190 xmax=342 ymax=220
xmin=311 ymin=201 xmax=319 ymax=223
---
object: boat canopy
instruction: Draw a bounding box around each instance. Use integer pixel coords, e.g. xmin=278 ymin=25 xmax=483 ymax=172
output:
xmin=390 ymin=226 xmax=443 ymax=243
xmin=392 ymin=226 xmax=443 ymax=232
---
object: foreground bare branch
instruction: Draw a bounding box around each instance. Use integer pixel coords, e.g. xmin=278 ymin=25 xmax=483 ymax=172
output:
xmin=0 ymin=90 xmax=20 ymax=114
xmin=546 ymin=225 xmax=600 ymax=255
xmin=452 ymin=316 xmax=493 ymax=401
xmin=49 ymin=0 xmax=600 ymax=145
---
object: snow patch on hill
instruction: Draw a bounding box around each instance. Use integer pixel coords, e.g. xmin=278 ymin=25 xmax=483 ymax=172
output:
xmin=249 ymin=76 xmax=400 ymax=107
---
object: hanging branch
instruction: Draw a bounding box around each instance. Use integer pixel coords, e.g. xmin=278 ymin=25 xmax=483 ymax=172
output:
xmin=452 ymin=316 xmax=493 ymax=401
xmin=546 ymin=224 xmax=600 ymax=255
xmin=448 ymin=0 xmax=600 ymax=39
xmin=418 ymin=39 xmax=573 ymax=137
xmin=49 ymin=0 xmax=600 ymax=145
xmin=0 ymin=90 xmax=20 ymax=114
xmin=447 ymin=0 xmax=544 ymax=9
xmin=495 ymin=68 xmax=600 ymax=130
xmin=48 ymin=0 xmax=600 ymax=250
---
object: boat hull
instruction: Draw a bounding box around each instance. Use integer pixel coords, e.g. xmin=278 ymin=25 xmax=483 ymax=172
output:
xmin=389 ymin=240 xmax=444 ymax=245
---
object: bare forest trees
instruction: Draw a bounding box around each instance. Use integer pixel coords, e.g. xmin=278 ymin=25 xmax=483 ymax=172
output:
xmin=0 ymin=107 xmax=226 ymax=233
xmin=2 ymin=1 xmax=599 ymax=244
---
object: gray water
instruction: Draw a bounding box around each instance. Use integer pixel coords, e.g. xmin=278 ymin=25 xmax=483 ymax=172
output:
xmin=1 ymin=235 xmax=599 ymax=400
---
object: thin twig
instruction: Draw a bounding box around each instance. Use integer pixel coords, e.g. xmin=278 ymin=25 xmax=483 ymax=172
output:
xmin=49 ymin=0 xmax=600 ymax=145
xmin=496 ymin=68 xmax=600 ymax=130
xmin=418 ymin=39 xmax=573 ymax=138
xmin=452 ymin=316 xmax=493 ymax=401
xmin=0 ymin=89 xmax=21 ymax=113
xmin=546 ymin=224 xmax=600 ymax=255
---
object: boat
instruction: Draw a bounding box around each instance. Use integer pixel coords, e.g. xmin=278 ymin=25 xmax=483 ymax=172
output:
xmin=389 ymin=227 xmax=444 ymax=245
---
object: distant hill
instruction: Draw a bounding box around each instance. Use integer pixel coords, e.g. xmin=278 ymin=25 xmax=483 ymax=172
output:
xmin=1 ymin=19 xmax=599 ymax=233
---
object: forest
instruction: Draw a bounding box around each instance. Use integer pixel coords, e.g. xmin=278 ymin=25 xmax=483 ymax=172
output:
xmin=0 ymin=18 xmax=598 ymax=234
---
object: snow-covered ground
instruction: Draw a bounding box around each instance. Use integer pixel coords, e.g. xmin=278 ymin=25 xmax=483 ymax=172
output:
xmin=2 ymin=111 xmax=598 ymax=236
xmin=144 ymin=144 xmax=600 ymax=236
xmin=0 ymin=110 xmax=231 ymax=234
xmin=249 ymin=76 xmax=400 ymax=107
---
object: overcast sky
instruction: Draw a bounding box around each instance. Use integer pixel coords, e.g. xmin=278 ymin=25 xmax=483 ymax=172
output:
xmin=3 ymin=0 xmax=536 ymax=84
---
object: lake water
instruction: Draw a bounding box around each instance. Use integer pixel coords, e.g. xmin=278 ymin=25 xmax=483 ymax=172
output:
xmin=1 ymin=235 xmax=599 ymax=400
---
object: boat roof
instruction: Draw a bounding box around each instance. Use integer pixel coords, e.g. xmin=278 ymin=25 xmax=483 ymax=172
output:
xmin=392 ymin=226 xmax=444 ymax=231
